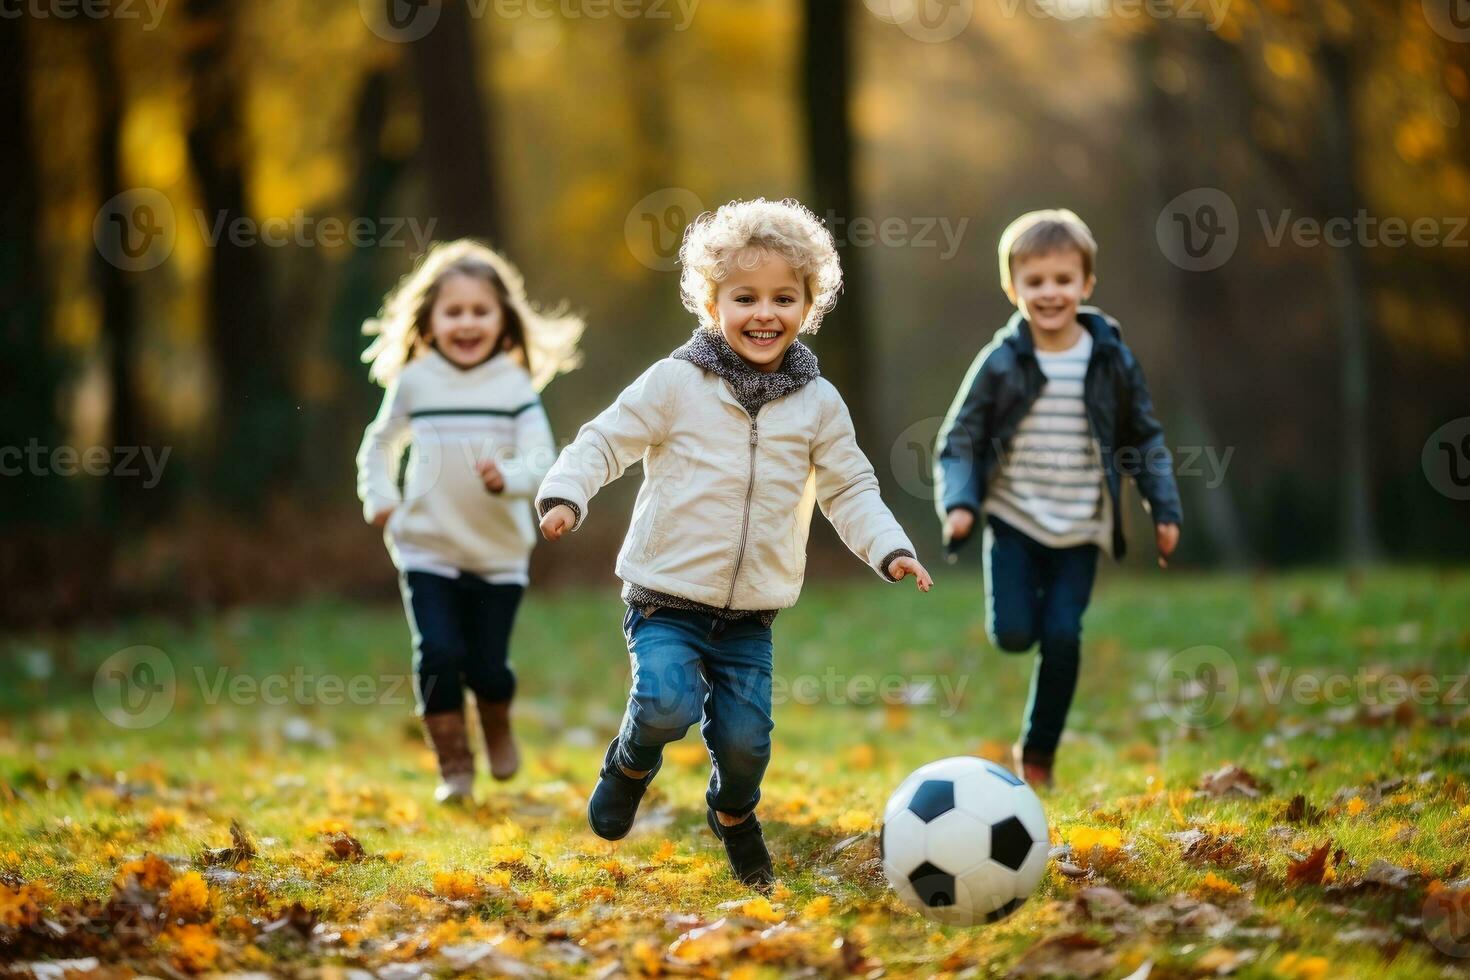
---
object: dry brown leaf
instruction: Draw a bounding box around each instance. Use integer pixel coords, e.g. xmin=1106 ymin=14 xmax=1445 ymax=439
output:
xmin=198 ymin=820 xmax=256 ymax=867
xmin=324 ymin=832 xmax=365 ymax=862
xmin=1280 ymin=794 xmax=1324 ymax=825
xmin=1008 ymin=933 xmax=1117 ymax=979
xmin=1287 ymin=841 xmax=1333 ymax=886
xmin=1198 ymin=764 xmax=1267 ymax=798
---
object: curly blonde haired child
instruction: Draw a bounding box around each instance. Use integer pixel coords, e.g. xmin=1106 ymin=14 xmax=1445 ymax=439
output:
xmin=536 ymin=198 xmax=931 ymax=889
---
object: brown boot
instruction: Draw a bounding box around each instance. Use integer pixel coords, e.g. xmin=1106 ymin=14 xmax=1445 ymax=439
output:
xmin=478 ymin=700 xmax=519 ymax=781
xmin=423 ymin=710 xmax=476 ymax=804
xmin=1012 ymin=742 xmax=1055 ymax=789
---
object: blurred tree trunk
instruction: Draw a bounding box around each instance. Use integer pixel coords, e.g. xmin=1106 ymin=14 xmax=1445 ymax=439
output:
xmin=1318 ymin=40 xmax=1375 ymax=566
xmin=91 ymin=14 xmax=150 ymax=525
xmin=0 ymin=17 xmax=63 ymax=520
xmin=1212 ymin=25 xmax=1377 ymax=564
xmin=410 ymin=0 xmax=501 ymax=244
xmin=801 ymin=0 xmax=871 ymax=440
xmin=185 ymin=0 xmax=295 ymax=510
xmin=1133 ymin=24 xmax=1249 ymax=566
xmin=623 ymin=8 xmax=682 ymax=336
xmin=313 ymin=63 xmax=413 ymax=498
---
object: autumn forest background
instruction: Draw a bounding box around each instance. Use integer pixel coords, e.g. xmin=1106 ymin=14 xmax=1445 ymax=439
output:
xmin=2 ymin=0 xmax=1469 ymax=623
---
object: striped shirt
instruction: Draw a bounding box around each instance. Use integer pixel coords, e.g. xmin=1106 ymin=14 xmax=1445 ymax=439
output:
xmin=983 ymin=330 xmax=1112 ymax=553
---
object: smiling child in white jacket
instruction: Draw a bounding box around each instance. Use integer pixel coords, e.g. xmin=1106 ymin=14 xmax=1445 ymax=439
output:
xmin=536 ymin=198 xmax=932 ymax=889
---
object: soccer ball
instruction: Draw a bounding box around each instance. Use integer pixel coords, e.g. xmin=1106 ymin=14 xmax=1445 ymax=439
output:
xmin=880 ymin=756 xmax=1050 ymax=926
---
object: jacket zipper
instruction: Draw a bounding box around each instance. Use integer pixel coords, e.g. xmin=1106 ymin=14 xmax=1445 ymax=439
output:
xmin=723 ymin=416 xmax=759 ymax=610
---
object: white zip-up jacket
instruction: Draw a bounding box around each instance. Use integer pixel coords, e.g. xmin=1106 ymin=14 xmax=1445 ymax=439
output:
xmin=535 ymin=358 xmax=915 ymax=610
xmin=357 ymin=351 xmax=555 ymax=584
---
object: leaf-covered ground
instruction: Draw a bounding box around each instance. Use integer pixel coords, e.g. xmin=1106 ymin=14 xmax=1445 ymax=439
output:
xmin=2 ymin=568 xmax=1469 ymax=978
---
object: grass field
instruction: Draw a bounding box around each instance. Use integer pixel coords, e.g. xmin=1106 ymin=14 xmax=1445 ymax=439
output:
xmin=2 ymin=567 xmax=1469 ymax=978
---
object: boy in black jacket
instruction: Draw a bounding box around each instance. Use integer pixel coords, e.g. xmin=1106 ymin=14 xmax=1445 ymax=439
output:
xmin=935 ymin=209 xmax=1182 ymax=788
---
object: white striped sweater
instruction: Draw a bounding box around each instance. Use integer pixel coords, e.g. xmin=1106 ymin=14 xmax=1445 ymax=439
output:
xmin=982 ymin=330 xmax=1113 ymax=553
xmin=356 ymin=350 xmax=556 ymax=584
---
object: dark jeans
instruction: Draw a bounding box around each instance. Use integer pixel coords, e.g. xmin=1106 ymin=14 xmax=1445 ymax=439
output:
xmin=615 ymin=605 xmax=774 ymax=819
xmin=400 ymin=570 xmax=524 ymax=715
xmin=983 ymin=516 xmax=1099 ymax=759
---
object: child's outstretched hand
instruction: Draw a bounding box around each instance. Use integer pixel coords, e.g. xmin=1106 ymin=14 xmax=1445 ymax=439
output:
xmin=944 ymin=509 xmax=975 ymax=544
xmin=539 ymin=504 xmax=576 ymax=541
xmin=888 ymin=555 xmax=933 ymax=592
xmin=371 ymin=506 xmax=395 ymax=529
xmin=477 ymin=458 xmax=506 ymax=494
xmin=1156 ymin=522 xmax=1180 ymax=569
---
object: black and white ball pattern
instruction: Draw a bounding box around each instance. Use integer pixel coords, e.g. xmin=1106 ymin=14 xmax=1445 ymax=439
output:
xmin=880 ymin=756 xmax=1050 ymax=926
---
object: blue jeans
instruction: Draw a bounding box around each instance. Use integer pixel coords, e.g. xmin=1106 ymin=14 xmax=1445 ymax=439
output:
xmin=614 ymin=605 xmax=774 ymax=818
xmin=983 ymin=516 xmax=1099 ymax=760
xmin=400 ymin=571 xmax=523 ymax=715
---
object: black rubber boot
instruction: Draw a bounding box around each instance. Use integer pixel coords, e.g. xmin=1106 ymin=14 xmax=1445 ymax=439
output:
xmin=586 ymin=738 xmax=661 ymax=841
xmin=707 ymin=808 xmax=775 ymax=891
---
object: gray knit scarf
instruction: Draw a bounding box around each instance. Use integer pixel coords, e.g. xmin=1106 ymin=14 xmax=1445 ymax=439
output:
xmin=670 ymin=329 xmax=820 ymax=415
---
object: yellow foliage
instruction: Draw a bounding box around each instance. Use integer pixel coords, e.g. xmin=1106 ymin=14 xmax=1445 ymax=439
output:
xmin=488 ymin=820 xmax=525 ymax=844
xmin=307 ymin=817 xmax=351 ymax=835
xmin=835 ymin=810 xmax=875 ymax=833
xmin=488 ymin=844 xmax=528 ymax=866
xmin=486 ymin=869 xmax=514 ymax=889
xmin=801 ymin=895 xmax=832 ymax=919
xmin=739 ymin=896 xmax=784 ymax=923
xmin=1275 ymin=953 xmax=1331 ymax=980
xmin=115 ymin=853 xmax=174 ymax=892
xmin=386 ymin=799 xmax=420 ymax=826
xmin=165 ymin=871 xmax=213 ymax=920
xmin=846 ymin=744 xmax=876 ymax=769
xmin=146 ymin=807 xmax=183 ymax=835
xmin=632 ymin=939 xmax=663 ymax=973
xmin=1345 ymin=797 xmax=1367 ymax=817
xmin=1198 ymin=872 xmax=1241 ymax=897
xmin=0 ymin=882 xmax=50 ymax=928
xmin=166 ymin=923 xmax=220 ymax=974
xmin=1067 ymin=826 xmax=1124 ymax=855
xmin=432 ymin=870 xmax=482 ymax=900
xmin=665 ymin=743 xmax=708 ymax=767
xmin=530 ymin=890 xmax=556 ymax=914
